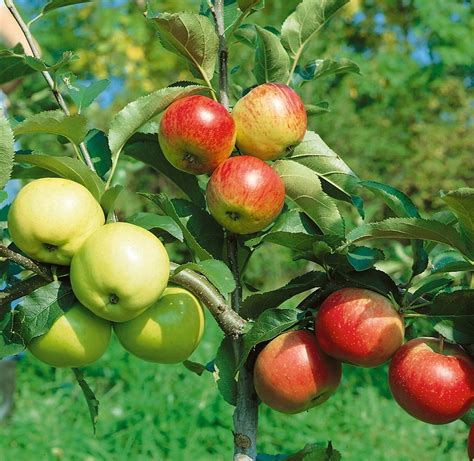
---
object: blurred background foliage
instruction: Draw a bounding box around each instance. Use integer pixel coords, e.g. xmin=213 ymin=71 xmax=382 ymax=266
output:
xmin=1 ymin=0 xmax=473 ymax=460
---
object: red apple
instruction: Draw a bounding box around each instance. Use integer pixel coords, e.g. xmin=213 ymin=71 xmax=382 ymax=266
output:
xmin=232 ymin=83 xmax=307 ymax=161
xmin=468 ymin=425 xmax=474 ymax=460
xmin=253 ymin=330 xmax=342 ymax=414
xmin=315 ymin=288 xmax=404 ymax=367
xmin=158 ymin=95 xmax=236 ymax=174
xmin=206 ymin=155 xmax=285 ymax=234
xmin=389 ymin=337 xmax=474 ymax=424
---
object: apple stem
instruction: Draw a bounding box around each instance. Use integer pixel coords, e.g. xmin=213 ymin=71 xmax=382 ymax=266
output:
xmin=4 ymin=0 xmax=96 ymax=172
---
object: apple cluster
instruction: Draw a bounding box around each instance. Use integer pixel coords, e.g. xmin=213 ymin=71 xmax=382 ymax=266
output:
xmin=7 ymin=178 xmax=204 ymax=367
xmin=253 ymin=288 xmax=474 ymax=431
xmin=158 ymin=83 xmax=307 ymax=235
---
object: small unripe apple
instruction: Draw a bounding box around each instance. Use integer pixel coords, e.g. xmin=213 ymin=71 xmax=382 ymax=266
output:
xmin=315 ymin=288 xmax=404 ymax=367
xmin=114 ymin=286 xmax=205 ymax=364
xmin=253 ymin=330 xmax=342 ymax=414
xmin=389 ymin=337 xmax=474 ymax=424
xmin=232 ymin=83 xmax=307 ymax=161
xmin=468 ymin=425 xmax=474 ymax=460
xmin=28 ymin=301 xmax=111 ymax=368
xmin=8 ymin=178 xmax=105 ymax=265
xmin=206 ymin=155 xmax=285 ymax=234
xmin=158 ymin=95 xmax=236 ymax=174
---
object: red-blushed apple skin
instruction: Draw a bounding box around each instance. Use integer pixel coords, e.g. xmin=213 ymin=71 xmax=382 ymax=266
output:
xmin=388 ymin=337 xmax=474 ymax=425
xmin=253 ymin=330 xmax=342 ymax=414
xmin=232 ymin=83 xmax=307 ymax=161
xmin=206 ymin=155 xmax=285 ymax=234
xmin=315 ymin=288 xmax=404 ymax=367
xmin=158 ymin=95 xmax=236 ymax=174
xmin=469 ymin=425 xmax=474 ymax=460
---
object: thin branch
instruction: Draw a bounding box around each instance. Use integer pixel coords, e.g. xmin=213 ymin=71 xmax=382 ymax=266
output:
xmin=170 ymin=262 xmax=246 ymax=337
xmin=4 ymin=0 xmax=96 ymax=172
xmin=0 ymin=245 xmax=53 ymax=281
xmin=212 ymin=0 xmax=230 ymax=109
xmin=0 ymin=275 xmax=50 ymax=317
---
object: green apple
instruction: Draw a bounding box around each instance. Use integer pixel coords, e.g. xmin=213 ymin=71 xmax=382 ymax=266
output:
xmin=70 ymin=222 xmax=170 ymax=322
xmin=8 ymin=178 xmax=105 ymax=265
xmin=28 ymin=301 xmax=112 ymax=368
xmin=114 ymin=286 xmax=205 ymax=363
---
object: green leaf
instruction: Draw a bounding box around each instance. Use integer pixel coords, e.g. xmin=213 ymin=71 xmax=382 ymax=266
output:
xmin=0 ymin=113 xmax=15 ymax=190
xmin=0 ymin=311 xmax=25 ymax=360
xmin=214 ymin=336 xmax=237 ymax=406
xmin=431 ymin=250 xmax=474 ymax=274
xmin=127 ymin=212 xmax=184 ymax=241
xmin=24 ymin=51 xmax=76 ymax=73
xmin=84 ymin=129 xmax=112 ymax=179
xmin=281 ymin=0 xmax=349 ymax=58
xmin=345 ymin=218 xmax=470 ymax=257
xmin=274 ymin=160 xmax=345 ymax=236
xmin=142 ymin=193 xmax=223 ymax=260
xmin=288 ymin=131 xmax=359 ymax=202
xmin=238 ymin=0 xmax=265 ymax=12
xmin=100 ymin=185 xmax=123 ymax=220
xmin=64 ymin=78 xmax=111 ymax=113
xmin=336 ymin=268 xmax=400 ymax=302
xmin=123 ymin=134 xmax=205 ymax=208
xmin=240 ymin=271 xmax=328 ymax=319
xmin=0 ymin=191 xmax=7 ymax=204
xmin=305 ymin=102 xmax=330 ymax=115
xmin=293 ymin=58 xmax=360 ymax=86
xmin=360 ymin=180 xmax=428 ymax=276
xmin=409 ymin=276 xmax=453 ymax=302
xmin=14 ymin=154 xmax=105 ymax=201
xmin=173 ymin=260 xmax=236 ymax=296
xmin=14 ymin=281 xmax=76 ymax=344
xmin=0 ymin=46 xmax=36 ymax=85
xmin=236 ymin=308 xmax=299 ymax=371
xmin=347 ymin=246 xmax=385 ymax=272
xmin=14 ymin=110 xmax=88 ymax=146
xmin=108 ymin=85 xmax=205 ymax=173
xmin=253 ymin=26 xmax=290 ymax=84
xmin=441 ymin=188 xmax=474 ymax=256
xmin=42 ymin=0 xmax=92 ymax=14
xmin=149 ymin=13 xmax=218 ymax=82
xmin=71 ymin=368 xmax=99 ymax=435
xmin=182 ymin=359 xmax=210 ymax=376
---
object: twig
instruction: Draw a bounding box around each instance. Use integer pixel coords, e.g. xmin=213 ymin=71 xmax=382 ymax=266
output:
xmin=0 ymin=244 xmax=53 ymax=281
xmin=212 ymin=0 xmax=230 ymax=109
xmin=4 ymin=0 xmax=96 ymax=172
xmin=170 ymin=262 xmax=246 ymax=337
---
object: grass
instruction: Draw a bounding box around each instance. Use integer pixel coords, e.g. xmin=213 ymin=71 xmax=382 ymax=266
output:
xmin=0 ymin=310 xmax=468 ymax=461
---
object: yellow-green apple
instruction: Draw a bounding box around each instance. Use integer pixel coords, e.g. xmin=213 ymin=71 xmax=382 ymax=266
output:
xmin=206 ymin=155 xmax=285 ymax=234
xmin=389 ymin=337 xmax=474 ymax=424
xmin=8 ymin=178 xmax=104 ymax=265
xmin=315 ymin=288 xmax=404 ymax=367
xmin=468 ymin=425 xmax=474 ymax=460
xmin=70 ymin=222 xmax=170 ymax=322
xmin=232 ymin=83 xmax=307 ymax=161
xmin=114 ymin=286 xmax=205 ymax=363
xmin=28 ymin=301 xmax=111 ymax=368
xmin=253 ymin=330 xmax=342 ymax=413
xmin=158 ymin=95 xmax=236 ymax=174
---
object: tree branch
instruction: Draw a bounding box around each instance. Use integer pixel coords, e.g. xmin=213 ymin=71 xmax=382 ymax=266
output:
xmin=3 ymin=0 xmax=96 ymax=172
xmin=169 ymin=262 xmax=246 ymax=337
xmin=0 ymin=245 xmax=53 ymax=281
xmin=213 ymin=2 xmax=259 ymax=459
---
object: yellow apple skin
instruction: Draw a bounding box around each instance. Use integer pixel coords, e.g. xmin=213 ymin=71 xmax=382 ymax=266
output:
xmin=70 ymin=222 xmax=170 ymax=322
xmin=114 ymin=286 xmax=205 ymax=363
xmin=28 ymin=302 xmax=112 ymax=368
xmin=8 ymin=178 xmax=105 ymax=265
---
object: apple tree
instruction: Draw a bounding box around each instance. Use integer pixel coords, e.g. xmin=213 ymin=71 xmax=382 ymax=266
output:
xmin=1 ymin=0 xmax=474 ymax=460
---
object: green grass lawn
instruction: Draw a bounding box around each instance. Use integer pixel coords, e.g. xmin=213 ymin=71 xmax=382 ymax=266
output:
xmin=0 ymin=311 xmax=468 ymax=461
